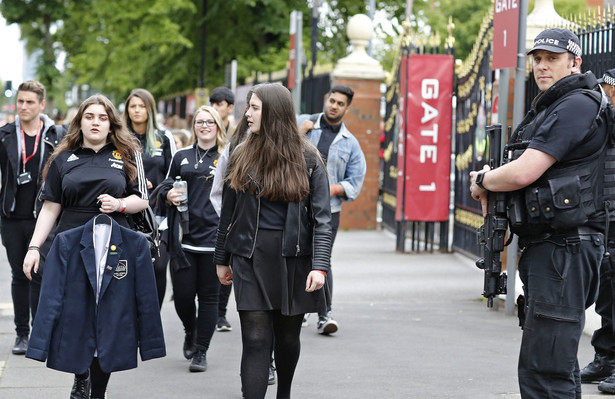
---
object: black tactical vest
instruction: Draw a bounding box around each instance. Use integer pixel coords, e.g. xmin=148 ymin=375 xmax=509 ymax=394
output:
xmin=505 ymin=73 xmax=609 ymax=236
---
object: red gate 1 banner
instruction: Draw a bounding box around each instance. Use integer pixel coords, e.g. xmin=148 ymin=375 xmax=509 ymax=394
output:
xmin=402 ymin=54 xmax=453 ymax=221
xmin=492 ymin=0 xmax=519 ymax=70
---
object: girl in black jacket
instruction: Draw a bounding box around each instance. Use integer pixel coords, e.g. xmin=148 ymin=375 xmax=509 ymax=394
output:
xmin=214 ymin=83 xmax=332 ymax=399
xmin=159 ymin=105 xmax=226 ymax=373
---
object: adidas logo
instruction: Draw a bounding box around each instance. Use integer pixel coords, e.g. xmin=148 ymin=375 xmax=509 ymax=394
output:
xmin=180 ymin=158 xmax=189 ymax=166
xmin=67 ymin=154 xmax=79 ymax=162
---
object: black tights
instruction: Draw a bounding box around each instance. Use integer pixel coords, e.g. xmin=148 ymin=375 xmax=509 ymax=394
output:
xmin=75 ymin=357 xmax=110 ymax=398
xmin=239 ymin=310 xmax=303 ymax=399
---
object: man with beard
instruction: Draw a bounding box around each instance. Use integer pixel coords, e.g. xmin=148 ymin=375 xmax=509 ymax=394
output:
xmin=298 ymin=85 xmax=366 ymax=335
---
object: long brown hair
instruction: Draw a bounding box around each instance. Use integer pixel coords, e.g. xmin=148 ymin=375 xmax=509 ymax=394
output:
xmin=47 ymin=94 xmax=140 ymax=182
xmin=226 ymin=83 xmax=312 ymax=202
xmin=122 ymin=88 xmax=160 ymax=156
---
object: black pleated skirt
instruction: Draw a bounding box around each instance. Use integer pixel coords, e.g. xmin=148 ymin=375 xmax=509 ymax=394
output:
xmin=231 ymin=229 xmax=327 ymax=316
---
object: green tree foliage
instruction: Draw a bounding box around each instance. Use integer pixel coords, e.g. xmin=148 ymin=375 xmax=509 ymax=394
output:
xmin=59 ymin=0 xmax=196 ymax=101
xmin=0 ymin=0 xmax=68 ymax=108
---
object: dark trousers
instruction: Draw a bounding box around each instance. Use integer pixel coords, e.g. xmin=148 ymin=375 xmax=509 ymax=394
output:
xmin=1 ymin=217 xmax=41 ymax=336
xmin=318 ymin=211 xmax=339 ymax=317
xmin=218 ymin=282 xmax=232 ymax=318
xmin=517 ymin=235 xmax=603 ymax=399
xmin=591 ymin=245 xmax=615 ymax=357
xmin=170 ymin=251 xmax=219 ymax=350
xmin=153 ymin=240 xmax=170 ymax=309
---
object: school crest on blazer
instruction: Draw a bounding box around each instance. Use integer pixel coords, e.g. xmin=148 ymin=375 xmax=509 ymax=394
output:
xmin=114 ymin=260 xmax=128 ymax=279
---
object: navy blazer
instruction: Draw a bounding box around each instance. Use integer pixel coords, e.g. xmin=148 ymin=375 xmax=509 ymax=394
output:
xmin=26 ymin=215 xmax=166 ymax=374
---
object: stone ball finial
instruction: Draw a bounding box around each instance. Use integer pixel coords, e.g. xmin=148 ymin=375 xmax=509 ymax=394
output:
xmin=347 ymin=14 xmax=373 ymax=43
xmin=332 ymin=13 xmax=385 ymax=80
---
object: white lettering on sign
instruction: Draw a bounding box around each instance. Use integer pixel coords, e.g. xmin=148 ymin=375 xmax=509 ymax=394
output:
xmin=421 ymin=79 xmax=439 ymax=99
xmin=419 ymin=182 xmax=436 ymax=191
xmin=421 ymin=124 xmax=438 ymax=143
xmin=421 ymin=102 xmax=438 ymax=124
xmin=420 ymin=145 xmax=437 ymax=163
xmin=495 ymin=0 xmax=518 ymax=13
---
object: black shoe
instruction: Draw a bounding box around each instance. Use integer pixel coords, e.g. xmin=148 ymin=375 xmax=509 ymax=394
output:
xmin=599 ymin=373 xmax=615 ymax=393
xmin=317 ymin=312 xmax=339 ymax=335
xmin=70 ymin=372 xmax=91 ymax=399
xmin=189 ymin=349 xmax=207 ymax=372
xmin=11 ymin=334 xmax=28 ymax=355
xmin=268 ymin=361 xmax=276 ymax=385
xmin=581 ymin=353 xmax=615 ymax=383
xmin=183 ymin=330 xmax=196 ymax=360
xmin=216 ymin=316 xmax=232 ymax=332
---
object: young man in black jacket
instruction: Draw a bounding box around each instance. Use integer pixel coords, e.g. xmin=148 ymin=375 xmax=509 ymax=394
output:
xmin=0 ymin=80 xmax=64 ymax=355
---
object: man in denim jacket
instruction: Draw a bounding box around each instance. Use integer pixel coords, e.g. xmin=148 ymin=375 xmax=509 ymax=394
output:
xmin=298 ymin=85 xmax=367 ymax=335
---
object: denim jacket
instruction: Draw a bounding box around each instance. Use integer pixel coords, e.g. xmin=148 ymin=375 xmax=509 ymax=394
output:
xmin=298 ymin=113 xmax=366 ymax=213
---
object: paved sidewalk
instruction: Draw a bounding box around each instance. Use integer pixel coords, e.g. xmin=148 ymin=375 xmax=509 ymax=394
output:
xmin=0 ymin=230 xmax=605 ymax=398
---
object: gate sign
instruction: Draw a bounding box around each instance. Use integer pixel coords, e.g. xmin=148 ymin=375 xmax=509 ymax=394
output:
xmin=402 ymin=54 xmax=453 ymax=222
xmin=493 ymin=0 xmax=520 ymax=69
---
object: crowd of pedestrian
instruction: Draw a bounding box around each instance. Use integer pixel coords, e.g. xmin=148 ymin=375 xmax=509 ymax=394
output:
xmin=0 ymin=79 xmax=366 ymax=399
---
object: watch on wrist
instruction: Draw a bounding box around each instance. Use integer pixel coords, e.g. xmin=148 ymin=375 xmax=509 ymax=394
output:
xmin=475 ymin=172 xmax=487 ymax=190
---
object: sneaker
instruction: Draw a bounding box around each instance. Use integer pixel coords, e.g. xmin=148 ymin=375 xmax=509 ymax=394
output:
xmin=216 ymin=316 xmax=232 ymax=332
xmin=317 ymin=313 xmax=339 ymax=335
xmin=581 ymin=353 xmax=615 ymax=383
xmin=302 ymin=314 xmax=309 ymax=328
xmin=183 ymin=330 xmax=196 ymax=360
xmin=599 ymin=373 xmax=615 ymax=393
xmin=11 ymin=334 xmax=28 ymax=355
xmin=70 ymin=371 xmax=91 ymax=399
xmin=268 ymin=361 xmax=276 ymax=385
xmin=189 ymin=349 xmax=207 ymax=372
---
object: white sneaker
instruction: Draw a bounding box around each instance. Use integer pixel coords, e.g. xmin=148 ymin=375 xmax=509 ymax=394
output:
xmin=302 ymin=314 xmax=310 ymax=328
xmin=317 ymin=315 xmax=339 ymax=335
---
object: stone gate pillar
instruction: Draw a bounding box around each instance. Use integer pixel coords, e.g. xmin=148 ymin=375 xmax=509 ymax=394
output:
xmin=331 ymin=14 xmax=385 ymax=230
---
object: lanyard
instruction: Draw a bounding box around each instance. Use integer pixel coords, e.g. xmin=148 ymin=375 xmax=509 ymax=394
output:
xmin=20 ymin=119 xmax=42 ymax=170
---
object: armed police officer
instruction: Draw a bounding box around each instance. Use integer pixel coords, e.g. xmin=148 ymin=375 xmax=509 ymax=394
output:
xmin=470 ymin=28 xmax=610 ymax=398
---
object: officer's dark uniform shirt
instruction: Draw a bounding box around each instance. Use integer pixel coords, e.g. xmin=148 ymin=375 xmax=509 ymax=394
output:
xmin=13 ymin=134 xmax=41 ymax=218
xmin=41 ymin=143 xmax=147 ymax=232
xmin=528 ymin=94 xmax=603 ymax=162
xmin=164 ymin=143 xmax=219 ymax=251
xmin=132 ymin=129 xmax=174 ymax=193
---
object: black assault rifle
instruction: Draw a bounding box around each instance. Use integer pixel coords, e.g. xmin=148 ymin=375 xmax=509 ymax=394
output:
xmin=475 ymin=124 xmax=508 ymax=307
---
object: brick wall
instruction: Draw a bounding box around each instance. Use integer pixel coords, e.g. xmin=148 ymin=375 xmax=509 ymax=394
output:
xmin=332 ymin=78 xmax=382 ymax=230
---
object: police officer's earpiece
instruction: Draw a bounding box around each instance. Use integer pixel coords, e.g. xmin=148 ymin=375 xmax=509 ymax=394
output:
xmin=573 ymin=60 xmax=577 ymax=67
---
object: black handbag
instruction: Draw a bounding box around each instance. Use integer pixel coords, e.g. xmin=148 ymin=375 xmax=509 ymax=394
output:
xmin=127 ymin=205 xmax=160 ymax=258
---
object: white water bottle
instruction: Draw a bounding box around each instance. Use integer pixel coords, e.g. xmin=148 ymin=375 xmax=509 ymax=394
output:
xmin=173 ymin=176 xmax=188 ymax=212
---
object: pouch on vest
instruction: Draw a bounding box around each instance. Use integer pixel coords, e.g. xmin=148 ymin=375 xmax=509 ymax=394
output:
xmin=548 ymin=175 xmax=587 ymax=229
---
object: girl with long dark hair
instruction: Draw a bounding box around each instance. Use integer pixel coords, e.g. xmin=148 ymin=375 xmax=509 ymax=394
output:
xmin=214 ymin=83 xmax=332 ymax=399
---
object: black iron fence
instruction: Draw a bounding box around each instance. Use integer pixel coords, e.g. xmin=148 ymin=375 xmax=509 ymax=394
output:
xmin=526 ymin=12 xmax=615 ymax=113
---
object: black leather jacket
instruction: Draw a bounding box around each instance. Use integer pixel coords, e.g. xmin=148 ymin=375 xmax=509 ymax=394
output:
xmin=0 ymin=118 xmax=65 ymax=218
xmin=213 ymin=151 xmax=332 ymax=273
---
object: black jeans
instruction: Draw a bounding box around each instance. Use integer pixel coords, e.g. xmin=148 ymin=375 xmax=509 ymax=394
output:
xmin=518 ymin=234 xmax=603 ymax=398
xmin=590 ymin=242 xmax=615 ymax=357
xmin=170 ymin=251 xmax=219 ymax=350
xmin=153 ymin=240 xmax=170 ymax=308
xmin=318 ymin=211 xmax=339 ymax=318
xmin=1 ymin=217 xmax=41 ymax=336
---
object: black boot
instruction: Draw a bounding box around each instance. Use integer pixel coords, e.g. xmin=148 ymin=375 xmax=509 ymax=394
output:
xmin=581 ymin=353 xmax=615 ymax=383
xmin=189 ymin=349 xmax=207 ymax=372
xmin=70 ymin=371 xmax=91 ymax=399
xmin=183 ymin=329 xmax=196 ymax=360
xmin=599 ymin=373 xmax=615 ymax=393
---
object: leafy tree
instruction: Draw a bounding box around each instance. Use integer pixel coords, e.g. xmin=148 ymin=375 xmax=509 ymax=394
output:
xmin=59 ymin=0 xmax=196 ymax=101
xmin=0 ymin=0 xmax=69 ymax=109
